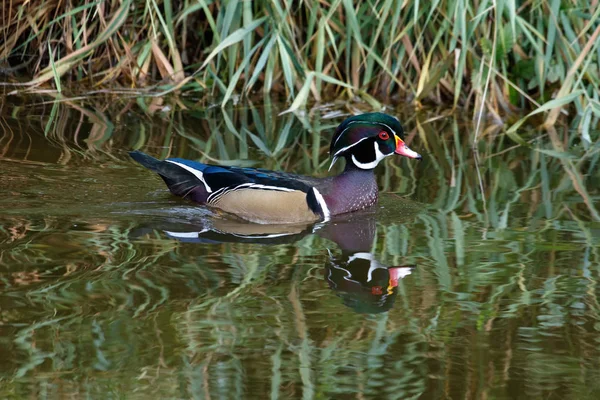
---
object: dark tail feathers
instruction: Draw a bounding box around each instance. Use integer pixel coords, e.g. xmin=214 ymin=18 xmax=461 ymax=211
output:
xmin=129 ymin=151 xmax=208 ymax=201
xmin=129 ymin=150 xmax=162 ymax=172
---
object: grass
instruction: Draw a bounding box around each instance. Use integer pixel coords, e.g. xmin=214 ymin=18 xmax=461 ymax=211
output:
xmin=1 ymin=0 xmax=600 ymax=138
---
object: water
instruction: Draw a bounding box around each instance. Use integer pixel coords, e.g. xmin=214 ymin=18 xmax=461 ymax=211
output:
xmin=1 ymin=95 xmax=599 ymax=399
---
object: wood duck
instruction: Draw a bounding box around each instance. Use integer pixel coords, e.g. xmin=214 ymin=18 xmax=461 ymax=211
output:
xmin=130 ymin=113 xmax=422 ymax=224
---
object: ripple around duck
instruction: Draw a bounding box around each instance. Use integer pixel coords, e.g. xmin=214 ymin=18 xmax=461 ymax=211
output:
xmin=1 ymin=98 xmax=599 ymax=398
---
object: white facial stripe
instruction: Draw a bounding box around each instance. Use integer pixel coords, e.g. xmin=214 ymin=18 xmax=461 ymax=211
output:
xmin=166 ymin=160 xmax=212 ymax=193
xmin=333 ymin=118 xmax=397 ymax=148
xmin=312 ymin=187 xmax=330 ymax=221
xmin=351 ymin=142 xmax=389 ymax=170
xmin=328 ymin=156 xmax=339 ymax=171
xmin=376 ymin=122 xmax=396 ymax=135
xmin=332 ymin=120 xmax=360 ymax=148
xmin=351 ymin=155 xmax=378 ymax=169
xmin=333 ymin=136 xmax=371 ymax=157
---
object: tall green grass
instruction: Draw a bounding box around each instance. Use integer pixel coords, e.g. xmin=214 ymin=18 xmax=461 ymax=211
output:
xmin=2 ymin=0 xmax=600 ymax=135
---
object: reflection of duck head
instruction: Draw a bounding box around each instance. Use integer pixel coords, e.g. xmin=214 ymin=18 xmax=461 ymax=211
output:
xmin=318 ymin=215 xmax=414 ymax=313
xmin=326 ymin=251 xmax=413 ymax=314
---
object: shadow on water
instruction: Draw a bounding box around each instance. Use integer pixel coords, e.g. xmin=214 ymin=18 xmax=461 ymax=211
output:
xmin=1 ymin=93 xmax=600 ymax=398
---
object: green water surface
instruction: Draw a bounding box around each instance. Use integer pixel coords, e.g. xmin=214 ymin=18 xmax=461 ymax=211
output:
xmin=1 ymin=96 xmax=599 ymax=399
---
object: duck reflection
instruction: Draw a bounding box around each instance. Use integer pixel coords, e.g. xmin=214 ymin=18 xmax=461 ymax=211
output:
xmin=326 ymin=251 xmax=413 ymax=313
xmin=319 ymin=217 xmax=414 ymax=313
xmin=162 ymin=217 xmax=313 ymax=244
xmin=141 ymin=211 xmax=414 ymax=313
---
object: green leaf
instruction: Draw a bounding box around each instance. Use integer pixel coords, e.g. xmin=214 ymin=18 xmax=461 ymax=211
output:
xmin=243 ymin=127 xmax=273 ymax=157
xmin=528 ymin=90 xmax=583 ymax=116
xmin=277 ymin=36 xmax=295 ymax=97
xmin=222 ymin=37 xmax=265 ymax=107
xmin=534 ymin=148 xmax=577 ymax=160
xmin=245 ymin=34 xmax=277 ymax=92
xmin=279 ymin=72 xmax=314 ymax=114
xmin=505 ymin=123 xmax=530 ymax=147
xmin=505 ymin=91 xmax=584 ymax=145
xmin=273 ymin=117 xmax=294 ymax=155
xmin=201 ymin=17 xmax=267 ymax=70
xmin=47 ymin=43 xmax=61 ymax=93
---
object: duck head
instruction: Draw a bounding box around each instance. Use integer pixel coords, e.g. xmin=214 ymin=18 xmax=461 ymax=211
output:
xmin=329 ymin=113 xmax=422 ymax=170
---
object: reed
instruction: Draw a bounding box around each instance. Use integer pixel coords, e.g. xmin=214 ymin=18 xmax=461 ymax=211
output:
xmin=2 ymin=0 xmax=600 ymax=136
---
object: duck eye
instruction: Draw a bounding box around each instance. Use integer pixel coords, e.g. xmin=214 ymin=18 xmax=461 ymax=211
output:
xmin=378 ymin=131 xmax=390 ymax=140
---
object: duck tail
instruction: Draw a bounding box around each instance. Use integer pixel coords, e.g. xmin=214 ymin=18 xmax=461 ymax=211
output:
xmin=129 ymin=150 xmax=162 ymax=172
xmin=129 ymin=151 xmax=209 ymax=203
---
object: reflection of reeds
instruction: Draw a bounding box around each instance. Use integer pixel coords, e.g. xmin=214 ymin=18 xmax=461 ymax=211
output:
xmin=0 ymin=97 xmax=599 ymax=397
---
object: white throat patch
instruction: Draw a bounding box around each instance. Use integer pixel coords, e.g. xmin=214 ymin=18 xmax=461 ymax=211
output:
xmin=351 ymin=142 xmax=389 ymax=170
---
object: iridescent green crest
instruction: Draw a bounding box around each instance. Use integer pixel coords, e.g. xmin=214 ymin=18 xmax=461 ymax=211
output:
xmin=328 ymin=113 xmax=405 ymax=169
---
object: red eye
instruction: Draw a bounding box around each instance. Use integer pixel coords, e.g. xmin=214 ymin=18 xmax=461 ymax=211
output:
xmin=378 ymin=131 xmax=390 ymax=140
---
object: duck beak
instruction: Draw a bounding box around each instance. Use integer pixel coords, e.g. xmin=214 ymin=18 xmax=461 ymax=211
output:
xmin=387 ymin=266 xmax=414 ymax=293
xmin=394 ymin=135 xmax=422 ymax=160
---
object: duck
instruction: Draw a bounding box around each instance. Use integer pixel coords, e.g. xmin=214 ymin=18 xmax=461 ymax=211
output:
xmin=130 ymin=112 xmax=422 ymax=224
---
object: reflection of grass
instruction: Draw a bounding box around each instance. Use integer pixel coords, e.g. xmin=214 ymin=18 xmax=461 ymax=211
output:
xmin=0 ymin=98 xmax=599 ymax=397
